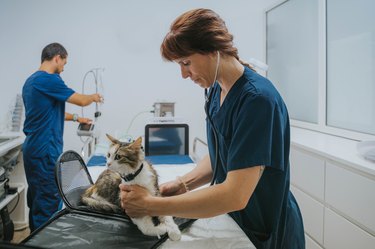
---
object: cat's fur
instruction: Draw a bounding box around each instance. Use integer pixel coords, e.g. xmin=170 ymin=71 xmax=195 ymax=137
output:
xmin=81 ymin=134 xmax=181 ymax=241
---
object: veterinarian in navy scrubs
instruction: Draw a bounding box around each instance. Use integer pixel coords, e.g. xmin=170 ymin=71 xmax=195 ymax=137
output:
xmin=120 ymin=8 xmax=305 ymax=249
xmin=22 ymin=42 xmax=102 ymax=231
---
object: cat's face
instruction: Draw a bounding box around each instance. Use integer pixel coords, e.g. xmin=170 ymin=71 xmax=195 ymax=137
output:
xmin=106 ymin=134 xmax=143 ymax=173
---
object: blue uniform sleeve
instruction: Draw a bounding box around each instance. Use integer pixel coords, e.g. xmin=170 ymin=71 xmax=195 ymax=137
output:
xmin=33 ymin=73 xmax=75 ymax=102
xmin=228 ymin=93 xmax=287 ymax=171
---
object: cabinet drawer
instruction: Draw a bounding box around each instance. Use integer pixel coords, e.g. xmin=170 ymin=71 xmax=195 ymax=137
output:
xmin=290 ymin=148 xmax=325 ymax=200
xmin=324 ymin=208 xmax=375 ymax=249
xmin=306 ymin=234 xmax=323 ymax=249
xmin=325 ymin=162 xmax=375 ymax=234
xmin=291 ymin=186 xmax=324 ymax=245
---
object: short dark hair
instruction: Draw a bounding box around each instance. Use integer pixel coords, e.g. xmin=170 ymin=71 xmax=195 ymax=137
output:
xmin=41 ymin=43 xmax=68 ymax=63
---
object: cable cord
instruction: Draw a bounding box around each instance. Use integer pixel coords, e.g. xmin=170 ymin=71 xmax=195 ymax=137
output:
xmin=206 ymin=51 xmax=221 ymax=186
xmin=205 ymin=88 xmax=219 ymax=186
xmin=125 ymin=110 xmax=153 ymax=138
xmin=81 ymin=68 xmax=104 ymax=118
xmin=80 ymin=136 xmax=93 ymax=158
xmin=8 ymin=191 xmax=20 ymax=215
xmin=81 ymin=70 xmax=96 ymax=118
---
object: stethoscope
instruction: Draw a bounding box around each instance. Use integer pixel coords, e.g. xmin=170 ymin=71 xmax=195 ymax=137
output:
xmin=204 ymin=51 xmax=220 ymax=186
xmin=180 ymin=52 xmax=221 ymax=229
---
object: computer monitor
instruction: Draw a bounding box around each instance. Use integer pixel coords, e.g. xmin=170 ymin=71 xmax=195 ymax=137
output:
xmin=145 ymin=124 xmax=189 ymax=156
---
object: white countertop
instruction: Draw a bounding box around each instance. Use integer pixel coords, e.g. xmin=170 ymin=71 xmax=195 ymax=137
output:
xmin=291 ymin=127 xmax=375 ymax=177
xmin=0 ymin=132 xmax=24 ymax=157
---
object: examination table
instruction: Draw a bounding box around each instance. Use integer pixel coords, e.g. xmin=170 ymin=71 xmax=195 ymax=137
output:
xmin=20 ymin=151 xmax=254 ymax=249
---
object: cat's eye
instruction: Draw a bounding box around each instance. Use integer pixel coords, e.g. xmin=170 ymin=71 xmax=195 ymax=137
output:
xmin=107 ymin=153 xmax=110 ymax=158
xmin=114 ymin=154 xmax=121 ymax=160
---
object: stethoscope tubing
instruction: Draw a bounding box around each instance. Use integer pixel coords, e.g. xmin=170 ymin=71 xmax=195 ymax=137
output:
xmin=205 ymin=88 xmax=219 ymax=186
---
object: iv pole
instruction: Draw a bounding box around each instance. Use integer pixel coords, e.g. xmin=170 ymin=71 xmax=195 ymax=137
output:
xmin=79 ymin=68 xmax=104 ymax=160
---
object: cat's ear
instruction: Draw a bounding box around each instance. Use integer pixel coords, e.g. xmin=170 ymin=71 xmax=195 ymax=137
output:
xmin=132 ymin=137 xmax=142 ymax=149
xmin=106 ymin=134 xmax=120 ymax=144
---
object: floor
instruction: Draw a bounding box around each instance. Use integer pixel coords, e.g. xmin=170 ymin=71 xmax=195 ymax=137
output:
xmin=11 ymin=226 xmax=30 ymax=244
xmin=0 ymin=227 xmax=29 ymax=245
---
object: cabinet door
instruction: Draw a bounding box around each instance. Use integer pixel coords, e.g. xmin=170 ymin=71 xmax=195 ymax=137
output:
xmin=325 ymin=162 xmax=375 ymax=234
xmin=324 ymin=208 xmax=375 ymax=249
xmin=306 ymin=234 xmax=323 ymax=249
xmin=290 ymin=148 xmax=325 ymax=201
xmin=291 ymin=186 xmax=324 ymax=245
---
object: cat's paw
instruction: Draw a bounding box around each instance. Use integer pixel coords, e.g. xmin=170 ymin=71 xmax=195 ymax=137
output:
xmin=167 ymin=229 xmax=181 ymax=241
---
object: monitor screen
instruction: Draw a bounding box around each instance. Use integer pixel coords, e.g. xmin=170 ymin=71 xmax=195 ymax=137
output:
xmin=79 ymin=123 xmax=94 ymax=131
xmin=145 ymin=124 xmax=189 ymax=156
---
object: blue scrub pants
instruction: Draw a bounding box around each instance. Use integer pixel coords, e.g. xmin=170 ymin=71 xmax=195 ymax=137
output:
xmin=23 ymin=154 xmax=61 ymax=232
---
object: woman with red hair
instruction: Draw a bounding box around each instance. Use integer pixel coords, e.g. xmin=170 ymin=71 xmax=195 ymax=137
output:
xmin=120 ymin=8 xmax=305 ymax=249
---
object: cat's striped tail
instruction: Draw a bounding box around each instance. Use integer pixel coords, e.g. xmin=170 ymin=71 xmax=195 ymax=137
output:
xmin=81 ymin=195 xmax=123 ymax=213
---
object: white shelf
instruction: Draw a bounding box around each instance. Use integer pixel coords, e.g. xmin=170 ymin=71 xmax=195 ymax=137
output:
xmin=0 ymin=183 xmax=25 ymax=210
xmin=0 ymin=133 xmax=24 ymax=157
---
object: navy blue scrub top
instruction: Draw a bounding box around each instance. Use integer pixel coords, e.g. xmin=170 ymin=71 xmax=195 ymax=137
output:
xmin=206 ymin=67 xmax=305 ymax=249
xmin=22 ymin=71 xmax=75 ymax=158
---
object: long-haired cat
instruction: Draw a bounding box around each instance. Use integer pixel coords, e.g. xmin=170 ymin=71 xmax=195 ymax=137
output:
xmin=81 ymin=134 xmax=181 ymax=241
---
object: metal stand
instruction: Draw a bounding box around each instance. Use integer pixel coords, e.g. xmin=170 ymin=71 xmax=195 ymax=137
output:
xmin=78 ymin=68 xmax=104 ymax=161
xmin=0 ymin=206 xmax=14 ymax=241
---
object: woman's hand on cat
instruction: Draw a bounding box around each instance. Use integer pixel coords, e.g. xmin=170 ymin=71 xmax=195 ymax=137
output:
xmin=159 ymin=179 xmax=187 ymax=196
xmin=119 ymin=184 xmax=152 ymax=218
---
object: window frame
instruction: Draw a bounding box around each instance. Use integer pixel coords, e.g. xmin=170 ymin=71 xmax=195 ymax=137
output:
xmin=264 ymin=0 xmax=375 ymax=141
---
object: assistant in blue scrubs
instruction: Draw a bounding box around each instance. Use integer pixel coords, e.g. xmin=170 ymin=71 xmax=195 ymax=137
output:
xmin=206 ymin=66 xmax=305 ymax=249
xmin=23 ymin=71 xmax=74 ymax=231
xmin=22 ymin=43 xmax=102 ymax=231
